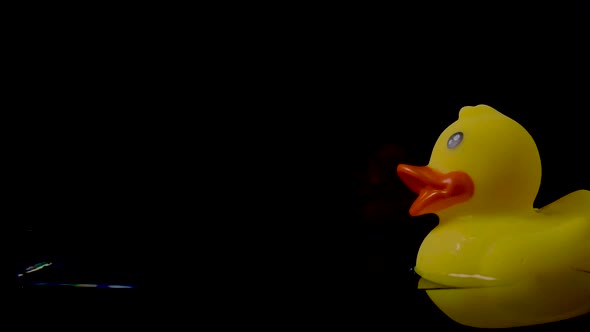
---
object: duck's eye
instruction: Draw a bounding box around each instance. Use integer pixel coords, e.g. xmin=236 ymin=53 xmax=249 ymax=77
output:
xmin=447 ymin=132 xmax=463 ymax=149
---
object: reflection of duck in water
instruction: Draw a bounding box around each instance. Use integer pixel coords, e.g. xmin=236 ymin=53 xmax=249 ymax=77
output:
xmin=397 ymin=105 xmax=589 ymax=328
xmin=17 ymin=261 xmax=53 ymax=278
xmin=16 ymin=261 xmax=135 ymax=288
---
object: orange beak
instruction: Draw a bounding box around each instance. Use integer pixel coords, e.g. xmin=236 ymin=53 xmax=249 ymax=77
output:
xmin=397 ymin=164 xmax=474 ymax=216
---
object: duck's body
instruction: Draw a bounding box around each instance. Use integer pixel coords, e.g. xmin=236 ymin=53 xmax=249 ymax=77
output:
xmin=397 ymin=105 xmax=589 ymax=328
xmin=415 ymin=196 xmax=590 ymax=328
xmin=417 ymin=202 xmax=590 ymax=328
xmin=418 ymin=191 xmax=589 ymax=287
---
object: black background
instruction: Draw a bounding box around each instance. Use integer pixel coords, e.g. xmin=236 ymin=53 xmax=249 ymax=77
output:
xmin=15 ymin=3 xmax=589 ymax=330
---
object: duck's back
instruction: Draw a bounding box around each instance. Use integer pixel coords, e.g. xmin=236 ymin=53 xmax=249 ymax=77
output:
xmin=538 ymin=190 xmax=590 ymax=218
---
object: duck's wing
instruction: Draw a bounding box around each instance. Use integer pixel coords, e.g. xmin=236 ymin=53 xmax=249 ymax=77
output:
xmin=538 ymin=190 xmax=589 ymax=274
xmin=572 ymin=227 xmax=590 ymax=275
xmin=538 ymin=190 xmax=590 ymax=218
xmin=572 ymin=243 xmax=590 ymax=294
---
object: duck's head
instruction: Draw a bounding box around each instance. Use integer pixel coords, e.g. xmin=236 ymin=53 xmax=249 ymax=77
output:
xmin=397 ymin=105 xmax=541 ymax=218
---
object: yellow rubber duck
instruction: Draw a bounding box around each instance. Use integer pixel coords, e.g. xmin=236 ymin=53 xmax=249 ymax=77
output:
xmin=397 ymin=105 xmax=589 ymax=328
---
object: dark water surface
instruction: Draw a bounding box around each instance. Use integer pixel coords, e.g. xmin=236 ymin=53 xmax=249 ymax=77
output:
xmin=15 ymin=3 xmax=589 ymax=330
